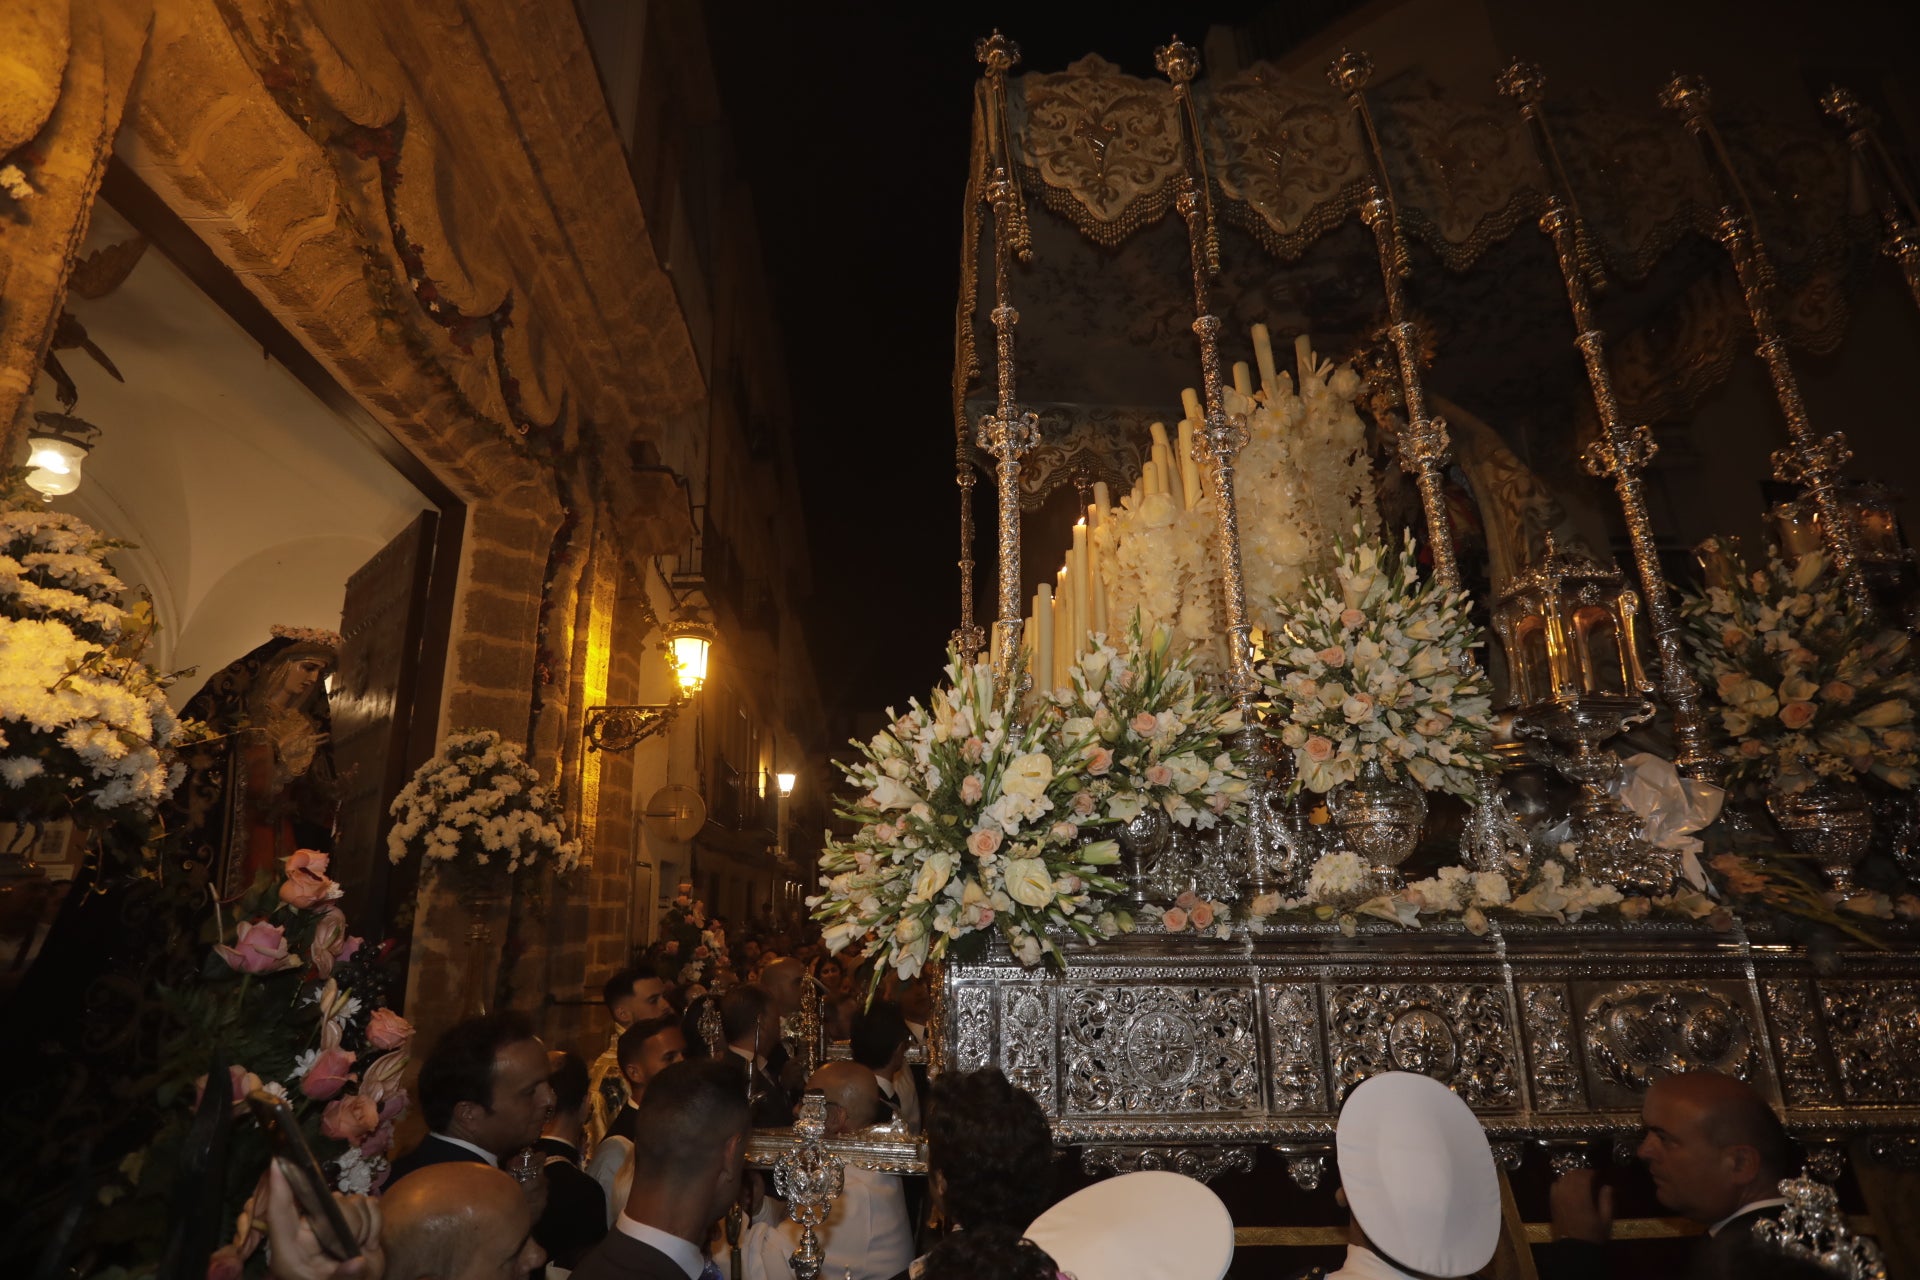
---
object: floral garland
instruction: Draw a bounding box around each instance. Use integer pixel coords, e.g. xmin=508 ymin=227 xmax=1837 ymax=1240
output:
xmin=1051 ymin=617 xmax=1250 ymax=831
xmin=1260 ymin=531 xmax=1497 ymax=797
xmin=1230 ymin=334 xmax=1380 ymax=636
xmin=1680 ymin=542 xmax=1917 ymax=793
xmin=386 ymin=728 xmax=580 ymax=891
xmin=653 ymin=883 xmax=730 ymax=987
xmin=0 ymin=494 xmax=190 ymax=827
xmin=811 ymin=650 xmax=1130 ymax=982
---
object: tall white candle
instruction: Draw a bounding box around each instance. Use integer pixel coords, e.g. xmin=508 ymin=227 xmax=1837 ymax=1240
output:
xmin=1088 ymin=505 xmax=1109 ymax=641
xmin=1252 ymin=323 xmax=1279 ymax=399
xmin=1232 ymin=360 xmax=1254 ymax=400
xmin=1177 ymin=418 xmax=1202 ymax=509
xmin=1054 ymin=569 xmax=1068 ymax=692
xmin=1181 ymin=387 xmax=1203 ymax=423
xmin=1033 ymin=583 xmax=1053 ymax=697
xmin=1071 ymin=520 xmax=1090 ymax=662
xmin=1093 ymin=480 xmax=1112 ymax=531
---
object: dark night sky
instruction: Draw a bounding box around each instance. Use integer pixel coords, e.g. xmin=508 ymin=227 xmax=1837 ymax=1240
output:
xmin=706 ymin=3 xmax=1277 ymax=721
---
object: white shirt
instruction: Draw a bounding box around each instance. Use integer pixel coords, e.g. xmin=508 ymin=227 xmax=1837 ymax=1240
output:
xmin=615 ymin=1213 xmax=706 ymax=1280
xmin=1326 ymin=1244 xmax=1415 ymax=1280
xmin=585 ymin=1136 xmax=634 ymax=1228
xmin=738 ymin=1164 xmax=913 ymax=1280
xmin=1708 ymin=1196 xmax=1789 ymax=1236
xmin=432 ymin=1133 xmax=499 ymax=1167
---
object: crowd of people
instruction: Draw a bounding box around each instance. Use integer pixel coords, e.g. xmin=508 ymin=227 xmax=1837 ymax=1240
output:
xmin=248 ymin=922 xmax=1850 ymax=1280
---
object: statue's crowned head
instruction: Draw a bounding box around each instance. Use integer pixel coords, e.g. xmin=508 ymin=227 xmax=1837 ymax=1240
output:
xmin=254 ymin=624 xmax=343 ymax=716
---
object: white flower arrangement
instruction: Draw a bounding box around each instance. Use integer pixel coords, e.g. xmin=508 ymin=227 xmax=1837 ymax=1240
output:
xmin=1051 ymin=617 xmax=1249 ymax=831
xmin=1228 ymin=335 xmax=1381 ymax=636
xmin=386 ymin=729 xmax=580 ymax=887
xmin=1260 ymin=530 xmax=1498 ymax=798
xmin=1094 ymin=482 xmax=1225 ymax=674
xmin=1277 ymin=845 xmax=1622 ymax=936
xmin=0 ymin=500 xmax=186 ymax=825
xmin=810 ymin=649 xmax=1131 ymax=982
xmin=1681 ymin=542 xmax=1917 ymax=793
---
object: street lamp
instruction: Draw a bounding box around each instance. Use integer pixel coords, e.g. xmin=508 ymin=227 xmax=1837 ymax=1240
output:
xmin=775 ymin=771 xmax=796 ymax=798
xmin=24 ymin=412 xmax=98 ymax=502
xmin=584 ymin=610 xmax=718 ymax=751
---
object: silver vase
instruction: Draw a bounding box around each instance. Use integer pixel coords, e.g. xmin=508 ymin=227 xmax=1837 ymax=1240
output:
xmin=1117 ymin=806 xmax=1173 ymax=908
xmin=1328 ymin=759 xmax=1428 ymax=889
xmin=1769 ymin=778 xmax=1873 ymax=895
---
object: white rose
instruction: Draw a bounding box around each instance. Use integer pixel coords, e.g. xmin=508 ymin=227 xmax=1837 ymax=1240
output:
xmin=1001 ymin=752 xmax=1054 ymax=799
xmin=1002 ymin=857 xmax=1056 ymax=909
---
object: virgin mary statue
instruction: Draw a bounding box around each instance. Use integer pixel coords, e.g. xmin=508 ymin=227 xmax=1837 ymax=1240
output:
xmin=169 ymin=625 xmax=341 ymax=897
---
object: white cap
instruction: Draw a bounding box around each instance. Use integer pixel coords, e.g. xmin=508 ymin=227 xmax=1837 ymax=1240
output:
xmin=1336 ymin=1072 xmax=1501 ymax=1278
xmin=1025 ymin=1170 xmax=1234 ymax=1280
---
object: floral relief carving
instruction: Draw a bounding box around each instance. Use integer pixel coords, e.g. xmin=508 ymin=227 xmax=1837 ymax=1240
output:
xmin=1063 ymin=984 xmax=1261 ymax=1116
xmin=1327 ymin=982 xmax=1518 ymax=1109
xmin=1819 ymin=982 xmax=1920 ymax=1104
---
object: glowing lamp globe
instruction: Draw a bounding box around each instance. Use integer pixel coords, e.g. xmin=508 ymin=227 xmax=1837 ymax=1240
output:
xmin=776 ymin=771 xmax=796 ymax=798
xmin=667 ymin=628 xmax=712 ymax=696
xmin=25 ymin=433 xmax=89 ymax=501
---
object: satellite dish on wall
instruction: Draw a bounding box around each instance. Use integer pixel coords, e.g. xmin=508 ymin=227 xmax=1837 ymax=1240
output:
xmin=643 ymin=785 xmax=706 ymax=843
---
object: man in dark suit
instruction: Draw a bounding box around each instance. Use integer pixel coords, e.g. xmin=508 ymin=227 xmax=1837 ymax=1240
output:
xmin=387 ymin=1010 xmax=556 ymax=1186
xmin=851 ymin=1001 xmax=916 ymax=1131
xmin=533 ymin=1051 xmax=608 ymax=1269
xmin=1542 ymin=1071 xmax=1800 ymax=1280
xmin=721 ymin=985 xmax=794 ymax=1128
xmin=570 ymin=1059 xmax=752 ymax=1280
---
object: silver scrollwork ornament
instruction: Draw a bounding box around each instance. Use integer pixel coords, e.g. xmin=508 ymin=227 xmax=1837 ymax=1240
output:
xmin=774 ymin=1093 xmax=845 ymax=1280
xmin=1751 ymin=1177 xmax=1887 ymax=1280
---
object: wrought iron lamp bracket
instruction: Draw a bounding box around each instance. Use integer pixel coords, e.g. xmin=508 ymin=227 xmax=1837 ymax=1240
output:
xmin=584 ymin=698 xmax=684 ymax=752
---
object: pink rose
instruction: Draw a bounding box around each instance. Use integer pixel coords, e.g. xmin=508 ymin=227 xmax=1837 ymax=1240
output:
xmin=1779 ymin=701 xmax=1817 ymax=730
xmin=279 ymin=849 xmax=340 ymax=911
xmin=959 ymin=774 xmax=984 ymax=804
xmin=336 ymin=935 xmax=363 ymax=964
xmin=365 ymin=1008 xmax=414 ymax=1051
xmin=300 ymin=1047 xmax=356 ymax=1101
xmin=309 ymin=908 xmax=349 ymax=980
xmin=1739 ymin=739 xmax=1769 ymax=759
xmin=1131 ymin=712 xmax=1158 ymax=736
xmin=1339 ymin=608 xmax=1365 ymax=630
xmin=1317 ymin=646 xmax=1347 ymax=668
xmin=1304 ymin=736 xmax=1336 ymax=763
xmin=1162 ymin=907 xmax=1189 ymax=932
xmin=873 ymin=822 xmax=898 ymax=842
xmin=967 ymin=828 xmax=1003 ymax=859
xmin=1145 ymin=764 xmax=1173 ymax=787
xmin=962 ymin=736 xmax=985 ymax=762
xmin=1049 ymin=821 xmax=1077 ymax=841
xmin=664 ymin=940 xmax=679 ymax=954
xmin=1822 ymin=681 xmax=1856 ymax=705
xmin=1085 ymin=746 xmax=1113 ymax=775
xmin=215 ymin=920 xmax=296 ymax=974
xmin=694 ymin=944 xmax=711 ymax=960
xmin=1175 ymin=890 xmax=1198 ymax=909
xmin=1720 ymin=626 xmax=1746 ymax=648
xmin=1190 ymin=901 xmax=1216 ymax=930
xmin=1072 ymin=791 xmax=1096 ymax=815
xmin=319 ymin=1094 xmax=380 ymax=1144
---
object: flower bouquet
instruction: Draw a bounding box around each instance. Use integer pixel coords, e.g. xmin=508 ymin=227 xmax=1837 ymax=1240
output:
xmin=1260 ymin=531 xmax=1498 ymax=798
xmin=810 ymin=650 xmax=1130 ymax=984
xmin=653 ymin=882 xmax=729 ymax=987
xmin=1052 ymin=617 xmax=1249 ymax=830
xmin=385 ymin=728 xmax=580 ymax=890
xmin=1095 ymin=475 xmax=1224 ymax=674
xmin=0 ymin=495 xmax=189 ymax=829
xmin=1680 ymin=543 xmax=1917 ymax=793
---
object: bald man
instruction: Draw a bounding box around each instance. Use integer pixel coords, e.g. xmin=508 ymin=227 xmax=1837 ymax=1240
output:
xmin=741 ymin=1066 xmax=914 ymax=1280
xmin=1546 ymin=1071 xmax=1801 ymax=1280
xmin=381 ymin=1162 xmax=547 ymax=1280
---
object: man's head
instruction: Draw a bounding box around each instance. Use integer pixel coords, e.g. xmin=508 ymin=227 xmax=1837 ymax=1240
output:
xmin=851 ymin=1000 xmax=910 ymax=1076
xmin=381 ymin=1161 xmax=546 ymax=1280
xmin=925 ymin=1068 xmax=1055 ymax=1231
xmin=897 ymin=979 xmax=933 ymax=1027
xmin=761 ymin=958 xmax=805 ymax=1017
xmin=417 ymin=1012 xmax=555 ymax=1159
xmin=807 ymin=1061 xmax=882 ymax=1136
xmin=543 ymin=1051 xmax=591 ymax=1142
xmin=720 ymin=985 xmax=778 ymax=1055
xmin=824 ymin=993 xmax=860 ymax=1043
xmin=618 ymin=1016 xmax=688 ymax=1092
xmin=1636 ymin=1071 xmax=1798 ymax=1223
xmin=628 ymin=1059 xmax=754 ymax=1227
xmin=603 ymin=969 xmax=670 ymax=1029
